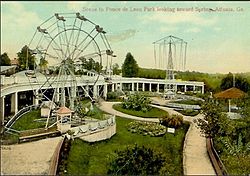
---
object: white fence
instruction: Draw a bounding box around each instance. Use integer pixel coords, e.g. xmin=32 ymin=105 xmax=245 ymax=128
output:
xmin=70 ymin=115 xmax=116 ymax=139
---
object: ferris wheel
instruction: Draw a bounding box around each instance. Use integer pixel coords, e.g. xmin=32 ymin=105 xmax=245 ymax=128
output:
xmin=27 ymin=12 xmax=115 ymax=128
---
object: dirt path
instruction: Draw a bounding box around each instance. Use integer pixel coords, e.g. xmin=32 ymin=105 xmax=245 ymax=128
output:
xmin=98 ymin=100 xmax=215 ymax=175
xmin=1 ymin=136 xmax=63 ymax=175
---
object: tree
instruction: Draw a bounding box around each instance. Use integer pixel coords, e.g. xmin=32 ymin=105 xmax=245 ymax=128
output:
xmin=17 ymin=45 xmax=35 ymax=70
xmin=39 ymin=57 xmax=48 ymax=73
xmin=112 ymin=63 xmax=121 ymax=75
xmin=108 ymin=145 xmax=166 ymax=175
xmin=220 ymin=72 xmax=250 ymax=92
xmin=0 ymin=52 xmax=11 ymax=66
xmin=195 ymin=99 xmax=228 ymax=138
xmin=122 ymin=52 xmax=139 ymax=77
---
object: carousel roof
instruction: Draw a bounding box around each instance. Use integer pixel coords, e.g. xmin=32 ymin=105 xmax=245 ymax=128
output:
xmin=214 ymin=87 xmax=246 ymax=99
xmin=57 ymin=107 xmax=72 ymax=114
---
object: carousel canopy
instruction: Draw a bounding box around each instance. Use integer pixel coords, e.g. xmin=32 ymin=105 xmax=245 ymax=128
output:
xmin=214 ymin=87 xmax=246 ymax=99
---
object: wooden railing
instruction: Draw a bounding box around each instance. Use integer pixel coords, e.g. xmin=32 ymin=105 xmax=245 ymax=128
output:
xmin=206 ymin=138 xmax=228 ymax=176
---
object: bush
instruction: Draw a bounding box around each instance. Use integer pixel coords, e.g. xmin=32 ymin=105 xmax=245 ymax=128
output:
xmin=107 ymin=90 xmax=124 ymax=100
xmin=127 ymin=121 xmax=166 ymax=137
xmin=122 ymin=92 xmax=151 ymax=112
xmin=108 ymin=145 xmax=166 ymax=175
xmin=160 ymin=114 xmax=183 ymax=128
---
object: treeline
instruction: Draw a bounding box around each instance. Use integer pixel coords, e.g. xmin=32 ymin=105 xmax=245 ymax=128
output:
xmin=137 ymin=68 xmax=250 ymax=93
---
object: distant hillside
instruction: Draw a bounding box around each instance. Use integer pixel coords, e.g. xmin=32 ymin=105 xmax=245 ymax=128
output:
xmin=138 ymin=68 xmax=250 ymax=93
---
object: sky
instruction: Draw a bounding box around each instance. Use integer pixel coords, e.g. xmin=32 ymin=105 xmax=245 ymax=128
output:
xmin=1 ymin=1 xmax=250 ymax=74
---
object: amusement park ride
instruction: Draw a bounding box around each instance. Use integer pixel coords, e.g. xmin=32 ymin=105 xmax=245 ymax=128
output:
xmin=24 ymin=12 xmax=116 ymax=131
xmin=153 ymin=35 xmax=187 ymax=98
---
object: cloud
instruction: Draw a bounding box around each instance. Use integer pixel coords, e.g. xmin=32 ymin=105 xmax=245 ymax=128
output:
xmin=106 ymin=29 xmax=137 ymax=43
xmin=214 ymin=27 xmax=222 ymax=32
xmin=2 ymin=2 xmax=42 ymax=30
xmin=140 ymin=12 xmax=217 ymax=27
xmin=160 ymin=26 xmax=179 ymax=33
xmin=185 ymin=27 xmax=201 ymax=33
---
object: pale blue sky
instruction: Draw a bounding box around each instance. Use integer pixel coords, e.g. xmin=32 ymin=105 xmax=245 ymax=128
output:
xmin=1 ymin=1 xmax=250 ymax=73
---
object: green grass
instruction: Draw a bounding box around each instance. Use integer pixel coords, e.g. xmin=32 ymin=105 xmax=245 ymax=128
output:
xmin=66 ymin=117 xmax=189 ymax=175
xmin=12 ymin=109 xmax=44 ymax=131
xmin=112 ymin=104 xmax=168 ymax=118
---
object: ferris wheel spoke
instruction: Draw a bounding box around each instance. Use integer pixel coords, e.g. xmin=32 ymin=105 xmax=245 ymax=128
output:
xmin=74 ymin=32 xmax=100 ymax=60
xmin=68 ymin=19 xmax=77 ymax=56
xmin=56 ymin=21 xmax=66 ymax=60
xmin=62 ymin=22 xmax=71 ymax=58
xmin=70 ymin=27 xmax=96 ymax=60
xmin=47 ymin=33 xmax=67 ymax=61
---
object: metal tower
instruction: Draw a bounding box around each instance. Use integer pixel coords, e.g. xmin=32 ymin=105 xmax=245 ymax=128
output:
xmin=153 ymin=35 xmax=187 ymax=98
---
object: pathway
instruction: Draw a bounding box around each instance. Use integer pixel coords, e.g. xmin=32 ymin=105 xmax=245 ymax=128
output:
xmin=1 ymin=136 xmax=63 ymax=175
xmin=98 ymin=100 xmax=215 ymax=175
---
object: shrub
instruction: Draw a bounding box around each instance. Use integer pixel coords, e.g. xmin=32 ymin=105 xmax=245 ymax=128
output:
xmin=107 ymin=90 xmax=124 ymax=100
xmin=108 ymin=145 xmax=166 ymax=175
xmin=160 ymin=114 xmax=183 ymax=128
xmin=122 ymin=92 xmax=151 ymax=112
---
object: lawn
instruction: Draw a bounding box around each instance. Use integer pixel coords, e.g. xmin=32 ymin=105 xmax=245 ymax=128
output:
xmin=112 ymin=103 xmax=168 ymax=118
xmin=12 ymin=109 xmax=44 ymax=131
xmin=65 ymin=117 xmax=189 ymax=175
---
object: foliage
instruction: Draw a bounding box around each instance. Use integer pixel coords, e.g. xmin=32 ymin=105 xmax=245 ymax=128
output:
xmin=39 ymin=57 xmax=48 ymax=73
xmin=0 ymin=52 xmax=11 ymax=66
xmin=112 ymin=63 xmax=121 ymax=75
xmin=195 ymin=100 xmax=229 ymax=138
xmin=138 ymin=68 xmax=165 ymax=79
xmin=66 ymin=117 xmax=189 ymax=175
xmin=78 ymin=57 xmax=102 ymax=72
xmin=17 ymin=45 xmax=36 ymax=70
xmin=160 ymin=114 xmax=183 ymax=128
xmin=108 ymin=145 xmax=166 ymax=175
xmin=107 ymin=90 xmax=124 ymax=101
xmin=127 ymin=121 xmax=166 ymax=137
xmin=220 ymin=72 xmax=250 ymax=92
xmin=122 ymin=92 xmax=151 ymax=112
xmin=122 ymin=52 xmax=139 ymax=77
xmin=113 ymin=104 xmax=168 ymax=118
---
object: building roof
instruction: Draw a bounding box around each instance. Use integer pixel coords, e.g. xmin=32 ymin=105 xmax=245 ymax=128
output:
xmin=11 ymin=58 xmax=19 ymax=65
xmin=0 ymin=66 xmax=16 ymax=73
xmin=57 ymin=106 xmax=72 ymax=114
xmin=214 ymin=87 xmax=246 ymax=99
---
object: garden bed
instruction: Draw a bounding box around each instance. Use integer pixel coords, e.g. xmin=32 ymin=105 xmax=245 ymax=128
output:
xmin=113 ymin=103 xmax=168 ymax=118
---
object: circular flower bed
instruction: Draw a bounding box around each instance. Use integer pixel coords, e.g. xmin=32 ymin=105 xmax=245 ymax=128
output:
xmin=127 ymin=121 xmax=166 ymax=137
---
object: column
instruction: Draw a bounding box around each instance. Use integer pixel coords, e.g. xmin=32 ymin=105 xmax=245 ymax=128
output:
xmin=56 ymin=88 xmax=60 ymax=102
xmin=0 ymin=96 xmax=5 ymax=127
xmin=157 ymin=84 xmax=160 ymax=93
xmin=104 ymin=84 xmax=108 ymax=100
xmin=201 ymin=85 xmax=204 ymax=94
xmin=184 ymin=85 xmax=187 ymax=92
xmin=142 ymin=83 xmax=145 ymax=92
xmin=33 ymin=89 xmax=39 ymax=106
xmin=11 ymin=92 xmax=18 ymax=114
xmin=111 ymin=84 xmax=115 ymax=92
xmin=193 ymin=85 xmax=196 ymax=92
xmin=120 ymin=83 xmax=123 ymax=91
xmin=93 ymin=85 xmax=98 ymax=99
xmin=136 ymin=83 xmax=139 ymax=91
xmin=149 ymin=83 xmax=152 ymax=92
xmin=132 ymin=83 xmax=134 ymax=91
xmin=85 ymin=85 xmax=89 ymax=97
